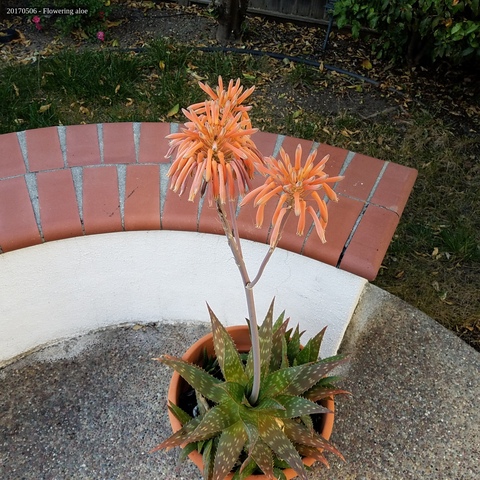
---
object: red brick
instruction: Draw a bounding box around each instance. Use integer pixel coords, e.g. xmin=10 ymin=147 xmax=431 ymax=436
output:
xmin=277 ymin=137 xmax=314 ymax=160
xmin=82 ymin=166 xmax=122 ymax=234
xmin=302 ymin=196 xmax=365 ymax=267
xmin=124 ymin=165 xmax=161 ymax=230
xmin=315 ymin=144 xmax=349 ymax=177
xmin=338 ymin=153 xmax=385 ymax=201
xmin=25 ymin=127 xmax=64 ymax=171
xmin=236 ymin=173 xmax=273 ymax=244
xmin=252 ymin=130 xmax=278 ymax=158
xmin=0 ymin=133 xmax=26 ymax=178
xmin=138 ymin=123 xmax=171 ymax=163
xmin=161 ymin=187 xmax=200 ymax=231
xmin=103 ymin=123 xmax=135 ymax=164
xmin=339 ymin=205 xmax=400 ymax=280
xmin=371 ymin=162 xmax=418 ymax=215
xmin=275 ymin=212 xmax=309 ymax=255
xmin=198 ymin=200 xmax=225 ymax=235
xmin=36 ymin=170 xmax=83 ymax=241
xmin=65 ymin=124 xmax=101 ymax=167
xmin=0 ymin=177 xmax=41 ymax=251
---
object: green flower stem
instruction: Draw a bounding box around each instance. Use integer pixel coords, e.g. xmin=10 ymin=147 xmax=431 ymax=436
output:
xmin=227 ymin=197 xmax=243 ymax=257
xmin=216 ymin=201 xmax=293 ymax=404
xmin=216 ymin=199 xmax=261 ymax=404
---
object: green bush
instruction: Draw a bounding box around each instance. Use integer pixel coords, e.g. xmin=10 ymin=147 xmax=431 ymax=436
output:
xmin=31 ymin=0 xmax=110 ymax=39
xmin=334 ymin=0 xmax=480 ymax=65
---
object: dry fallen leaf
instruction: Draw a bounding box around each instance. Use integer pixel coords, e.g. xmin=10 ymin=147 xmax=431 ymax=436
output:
xmin=362 ymin=59 xmax=373 ymax=70
xmin=115 ymin=84 xmax=121 ymax=94
xmin=167 ymin=103 xmax=179 ymax=117
xmin=38 ymin=104 xmax=51 ymax=113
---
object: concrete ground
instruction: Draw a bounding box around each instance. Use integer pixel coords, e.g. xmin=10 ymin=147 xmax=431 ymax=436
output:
xmin=1 ymin=283 xmax=479 ymax=480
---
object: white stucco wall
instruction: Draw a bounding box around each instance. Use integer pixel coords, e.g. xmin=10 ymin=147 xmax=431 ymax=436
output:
xmin=0 ymin=231 xmax=366 ymax=366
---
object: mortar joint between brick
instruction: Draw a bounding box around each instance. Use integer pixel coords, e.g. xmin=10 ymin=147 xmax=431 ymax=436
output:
xmin=117 ymin=164 xmax=127 ymax=230
xmin=57 ymin=126 xmax=67 ymax=168
xmin=16 ymin=131 xmax=30 ymax=173
xmin=159 ymin=164 xmax=170 ymax=228
xmin=272 ymin=134 xmax=285 ymax=158
xmin=133 ymin=122 xmax=141 ymax=163
xmin=97 ymin=123 xmax=104 ymax=164
xmin=71 ymin=167 xmax=85 ymax=234
xmin=24 ymin=173 xmax=44 ymax=242
xmin=339 ymin=151 xmax=356 ymax=177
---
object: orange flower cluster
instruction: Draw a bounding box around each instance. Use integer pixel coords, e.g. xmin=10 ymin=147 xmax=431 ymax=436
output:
xmin=166 ymin=77 xmax=262 ymax=205
xmin=241 ymin=145 xmax=343 ymax=247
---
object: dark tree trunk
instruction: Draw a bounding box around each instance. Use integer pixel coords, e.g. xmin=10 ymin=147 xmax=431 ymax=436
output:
xmin=215 ymin=0 xmax=249 ymax=44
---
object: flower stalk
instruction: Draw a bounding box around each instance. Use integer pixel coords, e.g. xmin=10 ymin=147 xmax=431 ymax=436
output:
xmin=159 ymin=76 xmax=347 ymax=479
xmin=165 ymin=76 xmax=343 ymax=407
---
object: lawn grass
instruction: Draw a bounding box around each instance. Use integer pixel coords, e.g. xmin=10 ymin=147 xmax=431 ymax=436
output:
xmin=0 ymin=39 xmax=478 ymax=348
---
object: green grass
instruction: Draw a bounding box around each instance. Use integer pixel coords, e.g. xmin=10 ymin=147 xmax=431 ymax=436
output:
xmin=0 ymin=38 xmax=478 ymax=347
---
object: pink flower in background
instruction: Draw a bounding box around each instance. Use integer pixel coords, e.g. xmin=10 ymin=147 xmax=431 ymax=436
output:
xmin=32 ymin=16 xmax=42 ymax=31
xmin=96 ymin=31 xmax=105 ymax=42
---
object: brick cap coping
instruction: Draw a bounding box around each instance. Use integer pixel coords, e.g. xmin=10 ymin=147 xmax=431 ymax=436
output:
xmin=0 ymin=123 xmax=418 ymax=280
xmin=0 ymin=230 xmax=366 ymax=366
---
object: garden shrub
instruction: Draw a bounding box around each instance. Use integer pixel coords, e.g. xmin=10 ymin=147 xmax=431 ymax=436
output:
xmin=334 ymin=0 xmax=480 ymax=65
xmin=30 ymin=0 xmax=110 ymax=39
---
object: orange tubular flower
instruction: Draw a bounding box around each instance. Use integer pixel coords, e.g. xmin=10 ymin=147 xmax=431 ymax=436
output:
xmin=166 ymin=77 xmax=262 ymax=205
xmin=241 ymin=144 xmax=343 ymax=247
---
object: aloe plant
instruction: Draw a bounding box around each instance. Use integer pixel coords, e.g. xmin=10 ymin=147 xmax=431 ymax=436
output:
xmin=153 ymin=300 xmax=347 ymax=480
xmin=156 ymin=77 xmax=347 ymax=479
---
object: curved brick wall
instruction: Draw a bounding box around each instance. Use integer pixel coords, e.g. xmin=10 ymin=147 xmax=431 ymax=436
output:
xmin=0 ymin=122 xmax=417 ymax=280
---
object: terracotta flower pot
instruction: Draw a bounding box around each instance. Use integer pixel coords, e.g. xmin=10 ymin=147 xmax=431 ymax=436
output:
xmin=167 ymin=325 xmax=335 ymax=480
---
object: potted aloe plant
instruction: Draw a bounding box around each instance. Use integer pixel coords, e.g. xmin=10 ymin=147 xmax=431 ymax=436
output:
xmin=153 ymin=77 xmax=348 ymax=479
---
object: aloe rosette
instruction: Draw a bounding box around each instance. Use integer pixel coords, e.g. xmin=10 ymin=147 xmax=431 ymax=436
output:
xmin=153 ymin=301 xmax=347 ymax=480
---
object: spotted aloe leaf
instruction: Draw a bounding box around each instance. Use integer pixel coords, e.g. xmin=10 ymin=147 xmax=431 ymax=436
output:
xmin=208 ymin=304 xmax=248 ymax=385
xmin=269 ymin=315 xmax=290 ymax=371
xmin=295 ymin=326 xmax=326 ymax=365
xmin=282 ymin=418 xmax=344 ymax=459
xmin=243 ymin=436 xmax=275 ymax=479
xmin=168 ymin=400 xmax=193 ymax=425
xmin=255 ymin=397 xmax=286 ymax=413
xmin=151 ymin=415 xmax=202 ymax=451
xmin=258 ymin=416 xmax=309 ymax=480
xmin=181 ymin=401 xmax=237 ymax=445
xmin=156 ymin=355 xmax=225 ymax=402
xmin=300 ymin=413 xmax=314 ymax=433
xmin=202 ymin=436 xmax=216 ymax=480
xmin=179 ymin=441 xmax=200 ymax=463
xmin=259 ymin=363 xmax=311 ymax=400
xmin=286 ymin=324 xmax=302 ymax=365
xmin=213 ymin=421 xmax=248 ymax=480
xmin=304 ymin=387 xmax=351 ymax=403
xmin=296 ymin=445 xmax=330 ymax=468
xmin=233 ymin=458 xmax=260 ymax=480
xmin=274 ymin=394 xmax=330 ymax=418
xmin=283 ymin=356 xmax=347 ymax=396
